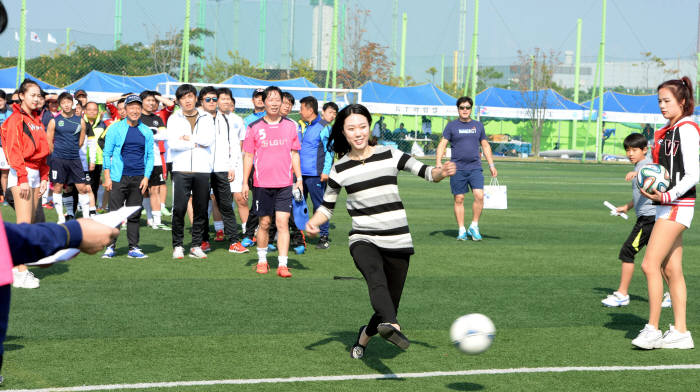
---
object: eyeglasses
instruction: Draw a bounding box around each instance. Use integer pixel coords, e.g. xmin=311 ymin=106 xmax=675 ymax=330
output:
xmin=204 ymin=97 xmax=218 ymax=103
xmin=458 ymin=105 xmax=472 ymax=110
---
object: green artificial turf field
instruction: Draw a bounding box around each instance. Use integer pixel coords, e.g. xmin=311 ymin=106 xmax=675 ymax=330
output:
xmin=3 ymin=160 xmax=699 ymax=391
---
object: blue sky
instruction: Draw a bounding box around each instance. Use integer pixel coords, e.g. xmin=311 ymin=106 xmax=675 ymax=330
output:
xmin=2 ymin=0 xmax=700 ymax=83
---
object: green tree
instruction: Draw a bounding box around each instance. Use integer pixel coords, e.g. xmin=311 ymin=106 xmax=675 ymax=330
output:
xmin=202 ymin=51 xmax=268 ymax=83
xmin=290 ymin=58 xmax=316 ymax=81
xmin=425 ymin=67 xmax=437 ymax=83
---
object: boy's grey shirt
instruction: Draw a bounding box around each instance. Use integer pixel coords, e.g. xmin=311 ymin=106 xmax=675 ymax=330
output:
xmin=634 ymin=157 xmax=656 ymax=217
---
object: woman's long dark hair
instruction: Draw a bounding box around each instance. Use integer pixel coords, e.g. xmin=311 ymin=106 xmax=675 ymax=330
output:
xmin=327 ymin=103 xmax=375 ymax=158
xmin=657 ymin=76 xmax=695 ymax=118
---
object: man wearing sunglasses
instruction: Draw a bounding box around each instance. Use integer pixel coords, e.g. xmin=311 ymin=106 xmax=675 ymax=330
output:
xmin=436 ymin=96 xmax=497 ymax=241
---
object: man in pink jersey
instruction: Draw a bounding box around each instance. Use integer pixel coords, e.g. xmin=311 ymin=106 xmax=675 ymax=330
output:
xmin=242 ymin=86 xmax=302 ymax=278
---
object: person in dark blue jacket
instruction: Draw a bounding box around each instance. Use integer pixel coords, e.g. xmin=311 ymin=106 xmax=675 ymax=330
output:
xmin=298 ymin=96 xmax=334 ymax=249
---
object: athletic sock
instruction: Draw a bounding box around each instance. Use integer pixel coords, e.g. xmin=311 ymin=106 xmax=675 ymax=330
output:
xmin=278 ymin=255 xmax=288 ymax=267
xmin=256 ymin=247 xmax=268 ymax=263
xmin=470 ymin=221 xmax=478 ymax=229
xmin=241 ymin=222 xmax=247 ymax=234
xmin=458 ymin=226 xmax=466 ymax=235
xmin=152 ymin=210 xmax=162 ymax=226
xmin=214 ymin=220 xmax=224 ymax=231
xmin=143 ymin=198 xmax=153 ymax=220
xmin=160 ymin=202 xmax=166 ymax=211
xmin=63 ymin=193 xmax=74 ymax=217
xmin=54 ymin=195 xmax=64 ymax=217
xmin=78 ymin=193 xmax=90 ymax=218
xmin=97 ymin=186 xmax=104 ymax=208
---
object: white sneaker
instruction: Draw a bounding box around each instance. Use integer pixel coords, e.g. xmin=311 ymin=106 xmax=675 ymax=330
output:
xmin=661 ymin=291 xmax=672 ymax=308
xmin=661 ymin=325 xmax=694 ymax=349
xmin=602 ymin=291 xmax=630 ymax=307
xmin=172 ymin=246 xmax=184 ymax=259
xmin=631 ymin=324 xmax=663 ymax=349
xmin=12 ymin=268 xmax=40 ymax=289
xmin=189 ymin=246 xmax=207 ymax=259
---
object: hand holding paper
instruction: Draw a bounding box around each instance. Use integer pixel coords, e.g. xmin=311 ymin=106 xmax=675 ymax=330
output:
xmin=604 ymin=201 xmax=628 ymax=220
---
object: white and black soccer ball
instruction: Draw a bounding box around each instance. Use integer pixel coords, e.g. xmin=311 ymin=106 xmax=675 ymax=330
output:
xmin=450 ymin=313 xmax=496 ymax=355
xmin=637 ymin=163 xmax=670 ymax=193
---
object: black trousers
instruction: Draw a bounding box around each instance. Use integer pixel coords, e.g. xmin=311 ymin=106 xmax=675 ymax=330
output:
xmin=203 ymin=172 xmax=240 ymax=244
xmin=172 ymin=172 xmax=210 ymax=248
xmin=89 ymin=164 xmax=102 ymax=202
xmin=109 ymin=176 xmax=144 ymax=249
xmin=350 ymin=241 xmax=410 ymax=337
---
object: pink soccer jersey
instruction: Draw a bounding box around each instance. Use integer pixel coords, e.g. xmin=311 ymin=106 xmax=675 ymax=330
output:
xmin=243 ymin=117 xmax=301 ymax=188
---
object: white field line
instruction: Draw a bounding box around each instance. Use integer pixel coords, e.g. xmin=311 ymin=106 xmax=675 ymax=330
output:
xmin=6 ymin=364 xmax=700 ymax=392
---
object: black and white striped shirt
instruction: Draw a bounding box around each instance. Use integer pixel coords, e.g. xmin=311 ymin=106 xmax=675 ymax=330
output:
xmin=318 ymin=145 xmax=434 ymax=254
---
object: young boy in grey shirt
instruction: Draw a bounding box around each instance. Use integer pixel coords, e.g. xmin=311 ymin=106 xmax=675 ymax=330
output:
xmin=602 ymin=133 xmax=671 ymax=308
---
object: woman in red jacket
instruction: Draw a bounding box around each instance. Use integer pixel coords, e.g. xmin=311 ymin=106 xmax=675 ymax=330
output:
xmin=0 ymin=79 xmax=50 ymax=224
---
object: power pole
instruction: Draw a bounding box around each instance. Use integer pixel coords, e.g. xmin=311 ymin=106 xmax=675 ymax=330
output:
xmin=392 ymin=0 xmax=399 ymax=74
xmin=114 ymin=0 xmax=122 ymax=49
xmin=179 ymin=0 xmax=191 ymax=82
xmin=259 ymin=0 xmax=267 ymax=67
xmin=16 ymin=0 xmax=26 ymax=88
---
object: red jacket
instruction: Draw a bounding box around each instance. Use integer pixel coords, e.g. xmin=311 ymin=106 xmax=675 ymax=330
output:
xmin=0 ymin=103 xmax=50 ymax=184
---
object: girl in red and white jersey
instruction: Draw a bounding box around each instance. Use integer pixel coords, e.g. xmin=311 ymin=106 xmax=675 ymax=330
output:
xmin=631 ymin=77 xmax=698 ymax=350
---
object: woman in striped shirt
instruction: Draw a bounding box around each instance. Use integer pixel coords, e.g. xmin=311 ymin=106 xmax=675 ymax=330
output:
xmin=305 ymin=104 xmax=456 ymax=358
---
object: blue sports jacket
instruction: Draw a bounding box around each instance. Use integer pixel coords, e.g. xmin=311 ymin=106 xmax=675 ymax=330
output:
xmin=102 ymin=119 xmax=154 ymax=182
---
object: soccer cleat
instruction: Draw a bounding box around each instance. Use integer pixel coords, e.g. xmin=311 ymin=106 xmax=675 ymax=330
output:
xmin=127 ymin=247 xmax=148 ymax=259
xmin=467 ymin=226 xmax=482 ymax=241
xmin=214 ymin=230 xmax=225 ymax=242
xmin=660 ymin=325 xmax=694 ymax=349
xmin=42 ymin=201 xmax=54 ymax=209
xmin=350 ymin=325 xmax=368 ymax=359
xmin=241 ymin=237 xmax=255 ymax=247
xmin=267 ymin=243 xmax=277 ymax=252
xmin=277 ymin=266 xmax=292 ymax=278
xmin=161 ymin=206 xmax=172 ymax=216
xmin=662 ymin=291 xmax=672 ymax=308
xmin=601 ymin=291 xmax=630 ymax=307
xmin=316 ymin=235 xmax=330 ymax=249
xmin=256 ymin=262 xmax=269 ymax=274
xmin=457 ymin=231 xmax=467 ymax=241
xmin=12 ymin=269 xmax=40 ymax=289
xmin=377 ymin=323 xmax=410 ymax=350
xmin=172 ymin=246 xmax=185 ymax=260
xmin=201 ymin=241 xmax=211 ymax=252
xmin=293 ymin=245 xmax=306 ymax=255
xmin=631 ymin=324 xmax=663 ymax=349
xmin=102 ymin=246 xmax=115 ymax=259
xmin=189 ymin=247 xmax=208 ymax=259
xmin=228 ymin=242 xmax=249 ymax=254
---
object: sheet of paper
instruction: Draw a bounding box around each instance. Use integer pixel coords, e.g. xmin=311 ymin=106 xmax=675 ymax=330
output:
xmin=25 ymin=206 xmax=141 ymax=266
xmin=603 ymin=201 xmax=628 ymax=220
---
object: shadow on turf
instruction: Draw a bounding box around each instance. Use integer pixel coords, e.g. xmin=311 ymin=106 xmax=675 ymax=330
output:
xmin=604 ymin=313 xmax=648 ymax=339
xmin=244 ymin=258 xmax=309 ymax=270
xmin=446 ymin=382 xmax=484 ymax=391
xmin=593 ymin=287 xmax=647 ymax=303
xmin=429 ymin=229 xmax=500 ymax=240
xmin=4 ymin=336 xmax=23 ymax=351
xmin=31 ymin=263 xmax=68 ymax=279
xmin=305 ymin=330 xmax=437 ymax=376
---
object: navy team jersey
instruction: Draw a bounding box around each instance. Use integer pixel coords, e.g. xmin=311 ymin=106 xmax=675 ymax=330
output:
xmin=53 ymin=114 xmax=82 ymax=160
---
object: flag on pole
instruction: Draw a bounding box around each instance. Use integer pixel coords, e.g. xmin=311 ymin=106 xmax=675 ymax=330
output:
xmin=30 ymin=32 xmax=40 ymax=43
xmin=14 ymin=31 xmax=19 ymax=41
xmin=47 ymin=33 xmax=57 ymax=44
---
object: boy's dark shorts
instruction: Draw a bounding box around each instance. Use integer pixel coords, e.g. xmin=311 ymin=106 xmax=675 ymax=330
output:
xmin=254 ymin=186 xmax=293 ymax=217
xmin=148 ymin=167 xmax=166 ymax=186
xmin=619 ymin=215 xmax=655 ymax=263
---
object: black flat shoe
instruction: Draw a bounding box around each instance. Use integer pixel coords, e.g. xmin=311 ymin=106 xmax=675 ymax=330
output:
xmin=350 ymin=325 xmax=367 ymax=359
xmin=377 ymin=323 xmax=410 ymax=350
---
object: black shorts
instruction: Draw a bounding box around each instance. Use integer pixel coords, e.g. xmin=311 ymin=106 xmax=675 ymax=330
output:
xmin=254 ymin=186 xmax=293 ymax=216
xmin=50 ymin=157 xmax=87 ymax=185
xmin=619 ymin=215 xmax=655 ymax=263
xmin=84 ymin=171 xmax=91 ymax=183
xmin=149 ymin=166 xmax=166 ymax=186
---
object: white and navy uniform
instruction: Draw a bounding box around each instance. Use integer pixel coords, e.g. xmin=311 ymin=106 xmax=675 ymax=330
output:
xmin=652 ymin=116 xmax=700 ymax=228
xmin=318 ymin=145 xmax=435 ymax=336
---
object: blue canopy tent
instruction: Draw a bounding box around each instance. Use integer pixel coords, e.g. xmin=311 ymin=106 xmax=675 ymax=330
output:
xmin=64 ymin=70 xmax=176 ymax=94
xmin=475 ymin=87 xmax=588 ymax=120
xmin=0 ymin=67 xmax=58 ymax=91
xmin=219 ymin=75 xmax=329 ymax=102
xmin=582 ymin=91 xmax=665 ymax=124
xmin=358 ymin=81 xmax=457 ymax=116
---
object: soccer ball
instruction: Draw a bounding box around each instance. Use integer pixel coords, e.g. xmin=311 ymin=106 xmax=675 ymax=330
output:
xmin=637 ymin=164 xmax=670 ymax=193
xmin=450 ymin=313 xmax=496 ymax=355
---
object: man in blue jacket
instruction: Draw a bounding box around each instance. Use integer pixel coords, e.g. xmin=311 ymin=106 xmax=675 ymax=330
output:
xmin=101 ymin=95 xmax=154 ymax=259
xmin=298 ymin=96 xmax=334 ymax=249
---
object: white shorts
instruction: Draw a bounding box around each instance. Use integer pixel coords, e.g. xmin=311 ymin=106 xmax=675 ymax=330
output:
xmin=656 ymin=201 xmax=695 ymax=228
xmin=8 ymin=167 xmax=41 ymax=189
xmin=230 ymin=165 xmax=243 ymax=193
xmin=0 ymin=148 xmax=9 ymax=170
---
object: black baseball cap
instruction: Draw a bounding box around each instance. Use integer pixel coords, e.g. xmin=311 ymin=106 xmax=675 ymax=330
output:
xmin=252 ymin=88 xmax=265 ymax=98
xmin=124 ymin=94 xmax=142 ymax=106
xmin=74 ymin=89 xmax=87 ymax=98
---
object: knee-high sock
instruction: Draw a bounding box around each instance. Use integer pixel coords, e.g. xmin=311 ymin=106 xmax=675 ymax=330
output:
xmin=63 ymin=193 xmax=74 ymax=216
xmin=143 ymin=197 xmax=152 ymax=220
xmin=78 ymin=193 xmax=90 ymax=218
xmin=53 ymin=194 xmax=64 ymax=217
